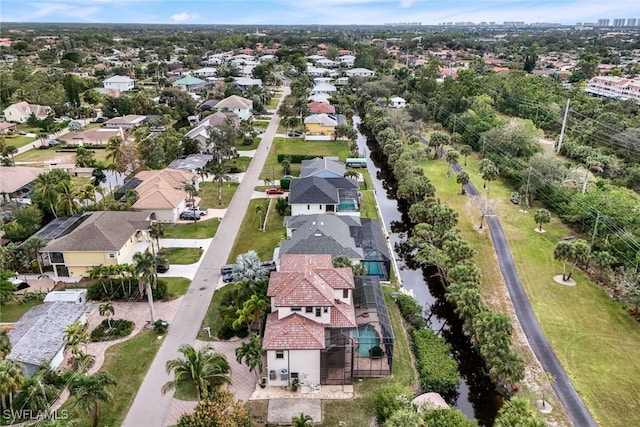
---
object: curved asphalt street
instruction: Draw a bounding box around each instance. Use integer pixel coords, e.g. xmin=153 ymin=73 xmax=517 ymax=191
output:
xmin=413 ymin=133 xmax=596 ymax=426
xmin=122 ymin=86 xmax=290 ymax=427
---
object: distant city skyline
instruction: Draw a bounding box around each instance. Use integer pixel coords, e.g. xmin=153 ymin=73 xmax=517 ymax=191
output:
xmin=1 ymin=0 xmax=639 ymax=26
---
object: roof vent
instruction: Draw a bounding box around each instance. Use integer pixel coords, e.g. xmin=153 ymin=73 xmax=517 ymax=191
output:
xmin=314 ymin=233 xmax=322 ymax=237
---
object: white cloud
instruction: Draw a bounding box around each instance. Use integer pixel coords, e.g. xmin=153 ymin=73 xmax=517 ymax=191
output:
xmin=170 ymin=12 xmax=198 ymax=23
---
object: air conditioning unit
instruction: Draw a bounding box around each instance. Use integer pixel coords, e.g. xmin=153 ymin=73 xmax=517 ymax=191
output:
xmin=280 ymin=368 xmax=289 ymax=381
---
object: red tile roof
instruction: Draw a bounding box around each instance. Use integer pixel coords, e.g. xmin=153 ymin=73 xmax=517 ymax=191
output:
xmin=331 ymin=299 xmax=357 ymax=328
xmin=308 ymin=102 xmax=336 ymax=114
xmin=263 ymin=312 xmax=326 ymax=350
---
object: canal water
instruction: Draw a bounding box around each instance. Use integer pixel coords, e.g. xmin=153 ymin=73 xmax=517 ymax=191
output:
xmin=355 ymin=118 xmax=502 ymax=425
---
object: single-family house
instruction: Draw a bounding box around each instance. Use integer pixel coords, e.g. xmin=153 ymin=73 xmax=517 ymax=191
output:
xmin=103 ymin=75 xmax=135 ymax=93
xmin=166 ymin=67 xmax=191 ymax=78
xmin=199 ymin=99 xmax=220 ymax=111
xmin=233 ymin=77 xmax=263 ymax=93
xmin=263 ymin=254 xmax=356 ymax=387
xmin=0 ymin=122 xmax=17 ymax=134
xmin=316 ymin=58 xmax=338 ymax=68
xmin=41 ymin=211 xmax=152 ymax=278
xmin=214 ymin=95 xmax=253 ymax=120
xmin=308 ymin=93 xmax=332 ymax=104
xmin=184 ymin=111 xmax=240 ymax=151
xmin=0 ymin=166 xmax=42 ymax=202
xmin=304 ymin=113 xmax=337 ymax=138
xmin=167 ymin=153 xmax=213 ymax=172
xmin=63 ymin=127 xmax=123 ymax=146
xmin=173 ymin=76 xmax=208 ymax=93
xmin=345 ymin=68 xmax=375 ymax=78
xmin=2 ymin=101 xmax=52 ymax=123
xmin=388 ymin=96 xmax=407 ymax=109
xmin=310 ymin=83 xmax=337 ymax=96
xmin=308 ymin=102 xmax=336 ymax=115
xmin=288 ymin=177 xmax=360 ymax=217
xmin=131 ymin=169 xmax=199 ymax=222
xmin=300 ymin=157 xmax=345 ymax=178
xmin=336 ymin=55 xmax=356 ymax=67
xmin=103 ymin=115 xmax=146 ymax=130
xmin=193 ymin=67 xmax=217 ymax=78
xmin=7 ymin=298 xmax=87 ymax=376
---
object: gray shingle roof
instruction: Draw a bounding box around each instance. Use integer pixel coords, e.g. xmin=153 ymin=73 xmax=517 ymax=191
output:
xmin=288 ymin=177 xmax=358 ymax=204
xmin=8 ymin=302 xmax=86 ymax=367
xmin=281 ymin=214 xmax=363 ymax=258
xmin=300 ymin=157 xmax=345 ymax=178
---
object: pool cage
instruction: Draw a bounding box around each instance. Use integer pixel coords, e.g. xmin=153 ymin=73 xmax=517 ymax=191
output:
xmin=352 ymin=276 xmax=394 ymax=377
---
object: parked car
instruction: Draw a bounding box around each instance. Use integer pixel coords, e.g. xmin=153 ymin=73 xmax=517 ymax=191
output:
xmin=48 ymin=139 xmax=61 ymax=147
xmin=266 ymin=188 xmax=285 ymax=195
xmin=156 ymin=262 xmax=170 ymax=273
xmin=180 ymin=210 xmax=201 ymax=220
xmin=9 ymin=275 xmax=29 ymax=291
xmin=261 ymin=260 xmax=277 ymax=272
xmin=17 ymin=130 xmax=27 ymax=135
xmin=222 ymin=272 xmax=235 ymax=283
xmin=287 ymin=130 xmax=303 ymax=137
xmin=220 ymin=264 xmax=234 ymax=275
xmin=510 ymin=191 xmax=520 ymax=205
xmin=94 ymin=117 xmax=107 ymax=123
xmin=150 ymin=126 xmax=166 ymax=132
xmin=282 ymin=175 xmax=295 ymax=180
xmin=188 ymin=206 xmax=209 ymax=216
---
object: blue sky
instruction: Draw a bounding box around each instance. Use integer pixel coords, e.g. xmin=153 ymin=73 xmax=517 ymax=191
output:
xmin=1 ymin=0 xmax=639 ymax=25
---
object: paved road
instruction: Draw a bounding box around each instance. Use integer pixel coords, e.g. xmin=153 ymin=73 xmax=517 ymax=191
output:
xmin=416 ymin=134 xmax=596 ymax=426
xmin=123 ymin=86 xmax=290 ymax=427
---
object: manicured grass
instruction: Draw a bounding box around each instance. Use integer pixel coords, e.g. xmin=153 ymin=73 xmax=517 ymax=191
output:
xmin=224 ymin=156 xmax=251 ymax=172
xmin=199 ymin=282 xmax=242 ymax=341
xmin=265 ymin=95 xmax=281 ymax=110
xmin=423 ymin=154 xmax=640 ymax=427
xmin=253 ymin=120 xmax=270 ymax=131
xmin=198 ymin=181 xmax=239 ymax=209
xmin=63 ymin=331 xmax=163 ymax=427
xmin=163 ymin=247 xmax=203 ymax=264
xmin=260 ymin=137 xmax=350 ymax=180
xmin=162 ymin=217 xmax=221 ymax=239
xmin=162 ymin=277 xmax=191 ymax=299
xmin=228 ymin=198 xmax=285 ymax=263
xmin=319 ymin=286 xmax=416 ymax=426
xmin=14 ymin=146 xmax=73 ymax=164
xmin=235 ymin=137 xmax=261 ymax=151
xmin=359 ymin=191 xmax=378 ymax=219
xmin=3 ymin=134 xmax=36 ymax=149
xmin=0 ymin=300 xmax=43 ymax=322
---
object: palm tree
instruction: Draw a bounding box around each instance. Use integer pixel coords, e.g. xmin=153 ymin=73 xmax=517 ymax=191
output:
xmin=263 ymin=178 xmax=274 ymax=187
xmin=184 ymin=183 xmax=197 ymax=205
xmin=533 ymin=208 xmax=551 ymax=232
xmin=32 ymin=171 xmax=61 ymax=217
xmin=553 ymin=241 xmax=574 ymax=281
xmin=195 ymin=166 xmax=210 ymax=184
xmin=232 ymin=250 xmax=269 ymax=281
xmin=64 ymin=321 xmax=89 ymax=359
xmin=56 ymin=180 xmax=79 ymax=217
xmin=68 ymin=372 xmax=117 ymax=427
xmin=460 ymin=145 xmax=472 ymax=166
xmin=479 ymin=159 xmax=499 ymax=194
xmin=280 ymin=157 xmax=291 ymax=175
xmin=456 ymin=171 xmax=470 ymax=195
xmin=0 ymin=360 xmax=25 ymax=411
xmin=98 ymin=301 xmax=115 ymax=329
xmin=255 ymin=205 xmax=265 ymax=231
xmin=445 ymin=150 xmax=460 ymax=177
xmin=209 ymin=162 xmax=231 ymax=206
xmin=344 ymin=170 xmax=360 ymax=180
xmin=16 ymin=373 xmax=57 ymax=412
xmin=149 ymin=222 xmax=165 ymax=255
xmin=3 ymin=145 xmax=17 ymax=165
xmin=133 ymin=251 xmax=157 ymax=323
xmin=233 ymin=295 xmax=269 ymax=334
xmin=21 ymin=236 xmax=45 ymax=275
xmin=0 ymin=330 xmax=11 ymax=359
xmin=161 ymin=344 xmax=231 ymax=401
xmin=235 ymin=334 xmax=264 ymax=380
xmin=292 ymin=412 xmax=313 ymax=427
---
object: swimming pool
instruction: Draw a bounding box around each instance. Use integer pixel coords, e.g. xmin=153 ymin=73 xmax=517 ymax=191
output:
xmin=355 ymin=324 xmax=381 ymax=357
xmin=337 ymin=199 xmax=357 ymax=211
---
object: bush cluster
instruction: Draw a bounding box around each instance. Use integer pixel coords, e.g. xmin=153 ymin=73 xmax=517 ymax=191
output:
xmin=412 ymin=328 xmax=460 ymax=396
xmin=90 ymin=319 xmax=135 ymax=341
xmin=395 ymin=294 xmax=427 ymax=329
xmin=276 ymin=154 xmax=317 ymax=163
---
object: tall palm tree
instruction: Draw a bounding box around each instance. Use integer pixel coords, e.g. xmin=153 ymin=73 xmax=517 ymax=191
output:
xmin=255 ymin=205 xmax=265 ymax=231
xmin=21 ymin=236 xmax=45 ymax=275
xmin=68 ymin=372 xmax=117 ymax=427
xmin=0 ymin=330 xmax=11 ymax=360
xmin=98 ymin=301 xmax=115 ymax=329
xmin=445 ymin=149 xmax=460 ymax=177
xmin=149 ymin=222 xmax=165 ymax=255
xmin=56 ymin=180 xmax=79 ymax=217
xmin=456 ymin=171 xmax=470 ymax=195
xmin=235 ymin=334 xmax=264 ymax=380
xmin=184 ymin=183 xmax=197 ymax=205
xmin=195 ymin=166 xmax=210 ymax=184
xmin=133 ymin=251 xmax=157 ymax=323
xmin=209 ymin=162 xmax=231 ymax=206
xmin=32 ymin=172 xmax=61 ymax=217
xmin=233 ymin=295 xmax=269 ymax=334
xmin=0 ymin=360 xmax=25 ymax=411
xmin=161 ymin=344 xmax=231 ymax=401
xmin=64 ymin=321 xmax=89 ymax=358
xmin=553 ymin=241 xmax=574 ymax=282
xmin=460 ymin=145 xmax=472 ymax=166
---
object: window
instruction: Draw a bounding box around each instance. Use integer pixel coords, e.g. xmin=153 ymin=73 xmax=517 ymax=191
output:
xmin=50 ymin=252 xmax=64 ymax=264
xmin=108 ymin=253 xmax=116 ymax=259
xmin=307 ymin=204 xmax=310 ymax=210
xmin=324 ymin=307 xmax=329 ymax=313
xmin=343 ymin=289 xmax=349 ymax=298
xmin=291 ymin=372 xmax=299 ymax=380
xmin=319 ymin=205 xmax=323 ymax=210
xmin=291 ymin=306 xmax=301 ymax=312
xmin=276 ymin=350 xmax=284 ymax=359
xmin=315 ymin=308 xmax=321 ymax=317
xmin=306 ymin=307 xmax=313 ymax=313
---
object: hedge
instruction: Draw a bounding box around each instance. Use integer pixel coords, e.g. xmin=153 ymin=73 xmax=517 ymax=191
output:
xmin=412 ymin=328 xmax=460 ymax=396
xmin=395 ymin=294 xmax=427 ymax=329
xmin=276 ymin=154 xmax=317 ymax=163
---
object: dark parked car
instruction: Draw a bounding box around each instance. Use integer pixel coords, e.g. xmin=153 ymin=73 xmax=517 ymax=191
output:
xmin=156 ymin=262 xmax=170 ymax=273
xmin=261 ymin=260 xmax=277 ymax=272
xmin=180 ymin=210 xmax=200 ymax=220
xmin=48 ymin=139 xmax=61 ymax=147
xmin=222 ymin=272 xmax=235 ymax=283
xmin=287 ymin=130 xmax=303 ymax=137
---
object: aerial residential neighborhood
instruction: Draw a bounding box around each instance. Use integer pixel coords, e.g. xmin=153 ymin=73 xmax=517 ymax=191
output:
xmin=1 ymin=8 xmax=640 ymax=427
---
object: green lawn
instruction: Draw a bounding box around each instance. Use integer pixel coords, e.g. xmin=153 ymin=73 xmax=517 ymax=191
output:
xmin=198 ymin=181 xmax=239 ymax=209
xmin=3 ymin=134 xmax=36 ymax=149
xmin=260 ymin=137 xmax=350 ymax=180
xmin=253 ymin=121 xmax=270 ymax=131
xmin=223 ymin=156 xmax=251 ymax=172
xmin=198 ymin=282 xmax=242 ymax=341
xmin=163 ymin=247 xmax=203 ymax=264
xmin=0 ymin=300 xmax=43 ymax=322
xmin=423 ymin=154 xmax=640 ymax=427
xmin=235 ymin=138 xmax=261 ymax=151
xmin=162 ymin=277 xmax=191 ymax=300
xmin=162 ymin=217 xmax=221 ymax=239
xmin=63 ymin=331 xmax=163 ymax=427
xmin=14 ymin=146 xmax=72 ymax=164
xmin=265 ymin=95 xmax=281 ymax=110
xmin=228 ymin=198 xmax=285 ymax=263
xmin=319 ymin=286 xmax=416 ymax=426
xmin=359 ymin=191 xmax=378 ymax=219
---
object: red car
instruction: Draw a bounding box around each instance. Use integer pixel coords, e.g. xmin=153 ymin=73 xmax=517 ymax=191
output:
xmin=265 ymin=188 xmax=285 ymax=195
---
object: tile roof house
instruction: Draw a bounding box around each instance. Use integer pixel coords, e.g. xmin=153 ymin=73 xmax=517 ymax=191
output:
xmin=0 ymin=166 xmax=42 ymax=199
xmin=62 ymin=127 xmax=123 ymax=146
xmin=282 ymin=215 xmax=392 ymax=279
xmin=307 ymin=102 xmax=336 ymax=115
xmin=0 ymin=122 xmax=17 ymax=134
xmin=214 ymin=95 xmax=253 ymax=120
xmin=131 ymin=169 xmax=199 ymax=223
xmin=300 ymin=157 xmax=345 ymax=178
xmin=2 ymin=101 xmax=52 ymax=123
xmin=288 ymin=176 xmax=359 ymax=217
xmin=183 ymin=111 xmax=240 ymax=151
xmin=7 ymin=300 xmax=87 ymax=376
xmin=263 ymin=254 xmax=356 ymax=386
xmin=41 ymin=211 xmax=151 ymax=278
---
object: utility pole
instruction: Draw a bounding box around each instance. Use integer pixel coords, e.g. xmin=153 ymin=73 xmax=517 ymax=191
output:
xmin=524 ymin=166 xmax=532 ymax=208
xmin=591 ymin=211 xmax=601 ymax=248
xmin=557 ymin=99 xmax=570 ymax=155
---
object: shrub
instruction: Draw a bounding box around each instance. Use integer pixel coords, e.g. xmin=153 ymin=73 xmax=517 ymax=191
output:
xmin=412 ymin=328 xmax=460 ymax=396
xmin=280 ymin=178 xmax=291 ymax=190
xmin=154 ymin=280 xmax=168 ymax=300
xmin=395 ymin=294 xmax=427 ymax=329
xmin=373 ymin=383 xmax=411 ymax=424
xmin=276 ymin=154 xmax=317 ymax=163
xmin=154 ymin=319 xmax=169 ymax=334
xmin=88 ymin=278 xmax=140 ymax=301
xmin=275 ymin=197 xmax=288 ymax=215
xmin=90 ymin=319 xmax=135 ymax=342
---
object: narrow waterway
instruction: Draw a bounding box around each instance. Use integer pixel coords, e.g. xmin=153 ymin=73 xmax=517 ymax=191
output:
xmin=355 ymin=118 xmax=502 ymax=425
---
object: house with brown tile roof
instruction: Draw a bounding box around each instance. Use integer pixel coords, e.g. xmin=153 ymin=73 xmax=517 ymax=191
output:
xmin=131 ymin=169 xmax=199 ymax=223
xmin=2 ymin=101 xmax=52 ymax=123
xmin=263 ymin=254 xmax=356 ymax=387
